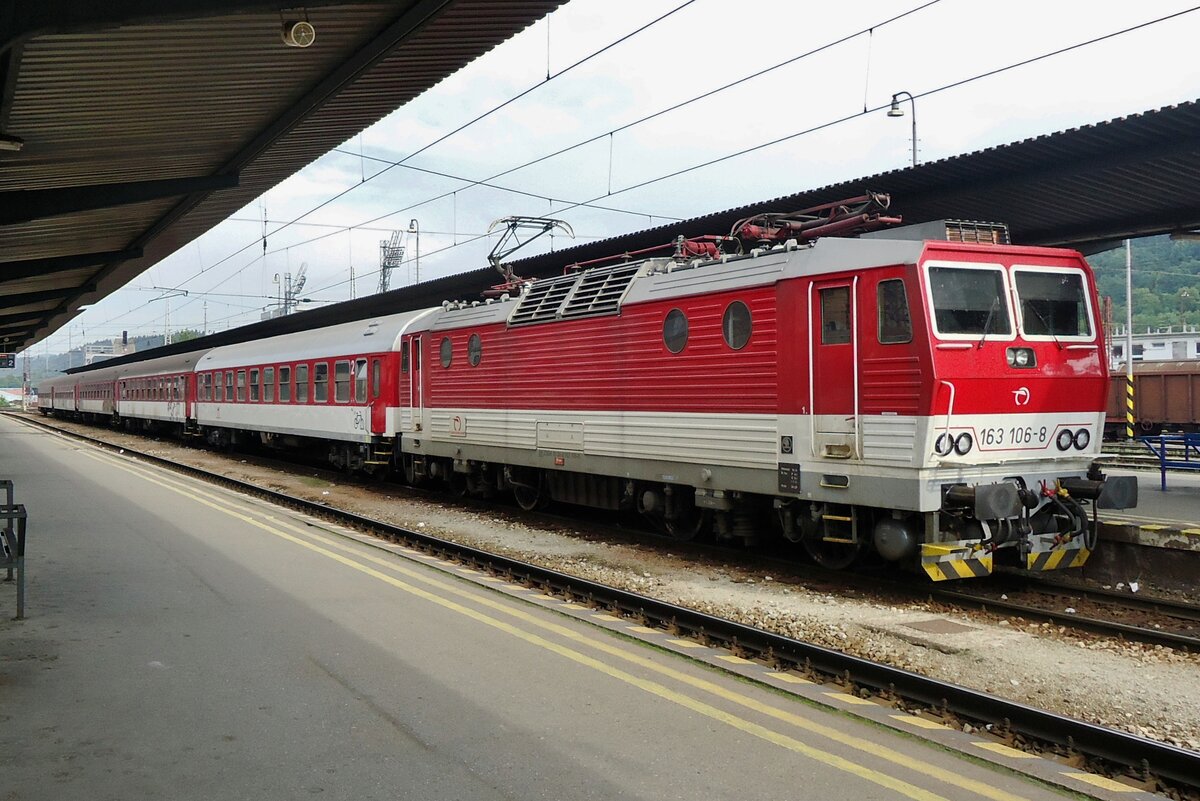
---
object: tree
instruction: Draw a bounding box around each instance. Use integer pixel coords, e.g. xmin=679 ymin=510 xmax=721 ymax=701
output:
xmin=172 ymin=329 xmax=203 ymax=343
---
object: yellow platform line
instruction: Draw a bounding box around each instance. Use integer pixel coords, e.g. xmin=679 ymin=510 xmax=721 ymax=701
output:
xmin=890 ymin=715 xmax=949 ymax=731
xmin=1063 ymin=773 xmax=1141 ymax=793
xmin=766 ymin=672 xmax=814 ymax=685
xmin=716 ymin=655 xmax=754 ymax=665
xmin=667 ymin=639 xmax=707 ymax=650
xmin=827 ymin=692 xmax=878 ymax=706
xmin=973 ymin=742 xmax=1038 ymax=759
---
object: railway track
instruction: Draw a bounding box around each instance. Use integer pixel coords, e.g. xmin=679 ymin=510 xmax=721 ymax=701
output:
xmin=12 ymin=410 xmax=1200 ymax=794
xmin=925 ymin=577 xmax=1200 ymax=651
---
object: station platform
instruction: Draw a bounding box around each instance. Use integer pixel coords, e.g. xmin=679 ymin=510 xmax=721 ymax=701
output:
xmin=0 ymin=415 xmax=1164 ymax=801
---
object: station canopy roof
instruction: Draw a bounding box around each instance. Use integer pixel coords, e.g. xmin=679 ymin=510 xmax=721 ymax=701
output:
xmin=51 ymin=89 xmax=1200 ymax=373
xmin=0 ymin=0 xmax=564 ymax=354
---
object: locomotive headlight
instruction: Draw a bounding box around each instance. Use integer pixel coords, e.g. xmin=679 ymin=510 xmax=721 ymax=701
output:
xmin=1056 ymin=429 xmax=1074 ymax=451
xmin=1073 ymin=428 xmax=1091 ymax=450
xmin=954 ymin=432 xmax=974 ymax=455
xmin=1006 ymin=347 xmax=1036 ymax=368
xmin=934 ymin=433 xmax=954 ymax=456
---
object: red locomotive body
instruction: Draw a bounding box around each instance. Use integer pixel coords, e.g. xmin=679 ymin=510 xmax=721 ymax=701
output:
xmin=406 ymin=224 xmax=1134 ymax=578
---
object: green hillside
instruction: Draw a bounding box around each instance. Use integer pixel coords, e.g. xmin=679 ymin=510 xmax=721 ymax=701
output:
xmin=1087 ymin=235 xmax=1200 ymax=330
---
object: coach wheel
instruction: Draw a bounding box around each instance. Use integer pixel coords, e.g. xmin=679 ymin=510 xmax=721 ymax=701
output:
xmin=512 ymin=472 xmax=549 ymax=512
xmin=664 ymin=509 xmax=709 ymax=541
xmin=802 ymin=536 xmax=863 ymax=571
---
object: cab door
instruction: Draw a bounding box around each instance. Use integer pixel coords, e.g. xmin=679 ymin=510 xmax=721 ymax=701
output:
xmin=809 ymin=278 xmax=859 ymax=458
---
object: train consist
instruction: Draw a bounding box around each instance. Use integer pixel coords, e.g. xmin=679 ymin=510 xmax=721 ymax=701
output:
xmin=40 ymin=204 xmax=1137 ymax=580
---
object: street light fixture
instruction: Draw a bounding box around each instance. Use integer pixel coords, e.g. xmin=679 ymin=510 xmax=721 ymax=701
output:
xmin=149 ymin=289 xmax=188 ymax=345
xmin=888 ymin=91 xmax=918 ymax=167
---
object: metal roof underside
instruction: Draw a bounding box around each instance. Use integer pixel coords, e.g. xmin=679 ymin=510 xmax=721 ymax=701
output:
xmin=60 ymin=99 xmax=1200 ymax=375
xmin=0 ymin=0 xmax=563 ymax=353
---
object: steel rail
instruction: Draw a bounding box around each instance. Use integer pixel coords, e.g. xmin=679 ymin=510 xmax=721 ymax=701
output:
xmin=12 ymin=411 xmax=1200 ymax=790
xmin=926 ymin=586 xmax=1200 ymax=651
xmin=991 ymin=574 xmax=1200 ymax=623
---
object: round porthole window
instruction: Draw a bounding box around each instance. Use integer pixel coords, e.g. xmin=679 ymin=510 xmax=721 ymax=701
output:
xmin=663 ymin=309 xmax=688 ymax=354
xmin=722 ymin=301 xmax=752 ymax=350
xmin=468 ymin=333 xmax=482 ymax=367
xmin=440 ymin=337 xmax=453 ymax=368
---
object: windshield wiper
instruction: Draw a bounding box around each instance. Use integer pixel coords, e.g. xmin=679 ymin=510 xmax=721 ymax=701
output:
xmin=977 ymin=297 xmax=1001 ymax=349
xmin=1025 ymin=301 xmax=1064 ymax=349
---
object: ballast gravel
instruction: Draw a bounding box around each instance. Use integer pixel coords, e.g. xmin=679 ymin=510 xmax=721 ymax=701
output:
xmin=28 ymin=416 xmax=1200 ymax=754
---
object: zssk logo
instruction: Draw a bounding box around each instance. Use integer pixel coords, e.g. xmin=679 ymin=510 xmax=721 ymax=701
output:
xmin=1012 ymin=387 xmax=1030 ymax=406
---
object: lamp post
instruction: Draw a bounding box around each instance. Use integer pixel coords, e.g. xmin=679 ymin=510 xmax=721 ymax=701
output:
xmin=887 ymin=91 xmax=918 ymax=167
xmin=409 ymin=218 xmax=420 ymax=285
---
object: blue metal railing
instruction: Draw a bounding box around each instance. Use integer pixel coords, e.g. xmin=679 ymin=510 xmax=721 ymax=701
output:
xmin=1138 ymin=433 xmax=1200 ymax=491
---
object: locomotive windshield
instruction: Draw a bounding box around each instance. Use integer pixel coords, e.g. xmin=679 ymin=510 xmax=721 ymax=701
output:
xmin=927 ymin=265 xmax=1011 ymax=336
xmin=1013 ymin=269 xmax=1093 ymax=338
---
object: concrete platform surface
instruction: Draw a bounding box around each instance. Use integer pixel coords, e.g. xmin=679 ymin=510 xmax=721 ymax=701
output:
xmin=0 ymin=416 xmax=1154 ymax=801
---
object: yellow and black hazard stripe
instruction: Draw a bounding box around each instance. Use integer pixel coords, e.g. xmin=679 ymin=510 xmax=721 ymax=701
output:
xmin=1125 ymin=375 xmax=1135 ymax=440
xmin=920 ymin=543 xmax=993 ymax=580
xmin=1026 ymin=547 xmax=1090 ymax=571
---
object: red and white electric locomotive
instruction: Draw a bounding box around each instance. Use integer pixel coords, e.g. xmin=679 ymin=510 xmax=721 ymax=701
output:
xmin=407 ymin=211 xmax=1136 ymax=579
xmin=39 ymin=200 xmax=1136 ymax=580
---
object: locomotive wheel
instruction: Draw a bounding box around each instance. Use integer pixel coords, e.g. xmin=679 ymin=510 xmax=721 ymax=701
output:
xmin=401 ymin=454 xmax=424 ymax=486
xmin=802 ymin=537 xmax=863 ymax=570
xmin=512 ymin=475 xmax=548 ymax=512
xmin=446 ymin=468 xmax=468 ymax=497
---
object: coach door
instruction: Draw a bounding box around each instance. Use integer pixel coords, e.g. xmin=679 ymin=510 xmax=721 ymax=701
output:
xmin=406 ymin=335 xmax=424 ymax=431
xmin=809 ymin=278 xmax=859 ymax=459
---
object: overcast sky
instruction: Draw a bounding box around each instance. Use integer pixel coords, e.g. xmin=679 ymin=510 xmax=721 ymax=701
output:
xmin=35 ymin=0 xmax=1200 ymax=354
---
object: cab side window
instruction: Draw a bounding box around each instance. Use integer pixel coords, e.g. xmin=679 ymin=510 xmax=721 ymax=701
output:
xmin=877 ymin=279 xmax=912 ymax=344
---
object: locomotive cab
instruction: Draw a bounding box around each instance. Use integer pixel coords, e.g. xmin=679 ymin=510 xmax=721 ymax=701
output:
xmin=900 ymin=238 xmax=1137 ymax=577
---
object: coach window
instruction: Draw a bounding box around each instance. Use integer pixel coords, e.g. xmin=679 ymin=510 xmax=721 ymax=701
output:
xmin=877 ymin=279 xmax=912 ymax=344
xmin=371 ymin=359 xmax=381 ymax=399
xmin=264 ymin=367 xmax=275 ymax=402
xmin=278 ymin=366 xmax=291 ymax=402
xmin=663 ymin=308 xmax=688 ymax=353
xmin=401 ymin=341 xmax=409 ymax=374
xmin=820 ymin=287 xmax=851 ymax=344
xmin=225 ymin=371 xmax=234 ymax=401
xmin=250 ymin=369 xmax=260 ymax=401
xmin=334 ymin=360 xmax=351 ymax=403
xmin=315 ymin=363 xmax=329 ymax=403
xmin=354 ymin=359 xmax=368 ymax=403
xmin=297 ymin=364 xmax=310 ymax=403
xmin=440 ymin=337 xmax=453 ymax=368
xmin=722 ymin=301 xmax=752 ymax=350
xmin=235 ymin=370 xmax=246 ymax=402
